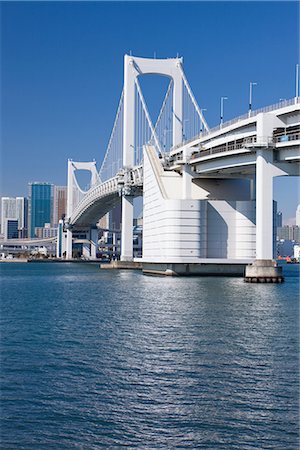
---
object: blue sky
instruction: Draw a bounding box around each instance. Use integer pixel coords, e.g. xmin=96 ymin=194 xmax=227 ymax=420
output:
xmin=1 ymin=1 xmax=299 ymax=223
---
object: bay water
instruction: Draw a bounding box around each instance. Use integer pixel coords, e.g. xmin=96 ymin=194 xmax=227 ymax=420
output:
xmin=1 ymin=262 xmax=299 ymax=449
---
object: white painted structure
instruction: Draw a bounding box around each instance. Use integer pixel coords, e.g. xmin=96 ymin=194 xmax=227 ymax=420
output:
xmin=63 ymin=54 xmax=300 ymax=271
xmin=1 ymin=197 xmax=17 ymax=234
xmin=143 ymin=146 xmax=255 ymax=264
xmin=120 ymin=55 xmax=208 ymax=261
xmin=165 ymin=101 xmax=300 ymax=266
xmin=296 ymin=204 xmax=300 ymax=226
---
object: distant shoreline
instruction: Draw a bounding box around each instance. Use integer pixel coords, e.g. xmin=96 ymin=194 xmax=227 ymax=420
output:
xmin=0 ymin=258 xmax=102 ymax=264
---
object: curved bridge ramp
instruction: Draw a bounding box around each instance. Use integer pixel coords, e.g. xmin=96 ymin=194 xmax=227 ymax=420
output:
xmin=69 ymin=167 xmax=143 ymax=227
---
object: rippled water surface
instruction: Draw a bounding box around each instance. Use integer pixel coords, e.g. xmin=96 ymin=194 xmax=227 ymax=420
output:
xmin=1 ymin=262 xmax=299 ymax=449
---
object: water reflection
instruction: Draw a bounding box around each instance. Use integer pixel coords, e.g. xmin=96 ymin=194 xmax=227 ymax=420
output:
xmin=1 ymin=264 xmax=299 ymax=448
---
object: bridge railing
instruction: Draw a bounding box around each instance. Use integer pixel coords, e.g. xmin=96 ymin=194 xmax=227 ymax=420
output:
xmin=188 ymin=136 xmax=275 ymax=161
xmin=187 ymin=131 xmax=299 ymax=162
xmin=201 ymin=97 xmax=300 ymax=138
xmin=69 ymin=165 xmax=143 ymax=225
xmin=273 ymin=131 xmax=300 ymax=143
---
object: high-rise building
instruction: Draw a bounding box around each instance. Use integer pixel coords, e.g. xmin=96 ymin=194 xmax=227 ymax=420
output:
xmin=1 ymin=197 xmax=16 ymax=234
xmin=16 ymin=197 xmax=28 ymax=237
xmin=28 ymin=183 xmax=53 ymax=238
xmin=53 ymin=186 xmax=67 ymax=226
xmin=1 ymin=196 xmax=28 ymax=237
xmin=296 ymin=204 xmax=300 ymax=227
xmin=277 ymin=225 xmax=300 ymax=242
xmin=4 ymin=219 xmax=19 ymax=239
xmin=35 ymin=223 xmax=58 ymax=239
xmin=109 ymin=204 xmax=122 ymax=230
xmin=276 ymin=211 xmax=282 ymax=228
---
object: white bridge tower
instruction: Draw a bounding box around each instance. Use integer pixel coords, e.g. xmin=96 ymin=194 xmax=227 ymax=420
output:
xmin=121 ymin=55 xmax=184 ymax=260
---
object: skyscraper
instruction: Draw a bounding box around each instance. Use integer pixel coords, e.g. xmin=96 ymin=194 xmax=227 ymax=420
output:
xmin=276 ymin=211 xmax=282 ymax=228
xmin=1 ymin=197 xmax=16 ymax=234
xmin=53 ymin=186 xmax=67 ymax=226
xmin=296 ymin=204 xmax=300 ymax=227
xmin=16 ymin=197 xmax=28 ymax=237
xmin=28 ymin=183 xmax=53 ymax=238
xmin=4 ymin=219 xmax=19 ymax=239
xmin=1 ymin=196 xmax=28 ymax=237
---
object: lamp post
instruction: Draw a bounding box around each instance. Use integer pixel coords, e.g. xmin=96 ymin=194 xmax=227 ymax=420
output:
xmin=249 ymin=82 xmax=257 ymax=117
xmin=296 ymin=64 xmax=299 ymax=98
xmin=200 ymin=108 xmax=207 ymax=133
xmin=220 ymin=97 xmax=228 ymax=127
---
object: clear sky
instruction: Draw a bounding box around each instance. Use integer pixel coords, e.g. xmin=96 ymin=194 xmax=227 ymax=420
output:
xmin=1 ymin=1 xmax=299 ymax=224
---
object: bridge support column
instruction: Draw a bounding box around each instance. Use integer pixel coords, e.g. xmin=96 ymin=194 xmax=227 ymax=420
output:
xmin=182 ymin=165 xmax=193 ymax=199
xmin=66 ymin=229 xmax=73 ymax=259
xmin=245 ymin=147 xmax=284 ymax=282
xmin=182 ymin=147 xmax=193 ymax=198
xmin=121 ymin=196 xmax=133 ymax=261
xmin=82 ymin=243 xmax=90 ymax=259
xmin=90 ymin=228 xmax=98 ymax=259
xmin=256 ymin=148 xmax=274 ymax=260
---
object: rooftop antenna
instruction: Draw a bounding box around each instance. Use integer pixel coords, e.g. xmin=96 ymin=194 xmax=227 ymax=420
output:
xmin=154 ymin=51 xmax=156 ymax=59
xmin=129 ymin=50 xmax=132 ymax=56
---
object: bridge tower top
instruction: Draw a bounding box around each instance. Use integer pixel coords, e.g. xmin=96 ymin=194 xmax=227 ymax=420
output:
xmin=67 ymin=160 xmax=99 ymax=218
xmin=124 ymin=54 xmax=183 ymax=168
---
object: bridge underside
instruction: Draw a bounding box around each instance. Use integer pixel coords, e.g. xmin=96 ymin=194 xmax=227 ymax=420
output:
xmin=72 ymin=193 xmax=121 ymax=227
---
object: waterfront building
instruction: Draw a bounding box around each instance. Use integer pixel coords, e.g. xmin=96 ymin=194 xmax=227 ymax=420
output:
xmin=35 ymin=223 xmax=58 ymax=239
xmin=276 ymin=239 xmax=295 ymax=257
xmin=1 ymin=197 xmax=16 ymax=234
xmin=277 ymin=225 xmax=300 ymax=241
xmin=4 ymin=218 xmax=19 ymax=239
xmin=1 ymin=196 xmax=28 ymax=237
xmin=133 ymin=222 xmax=142 ymax=258
xmin=28 ymin=182 xmax=53 ymax=238
xmin=276 ymin=211 xmax=282 ymax=229
xmin=53 ymin=186 xmax=67 ymax=226
xmin=294 ymin=244 xmax=300 ymax=260
xmin=296 ymin=204 xmax=300 ymax=227
xmin=109 ymin=204 xmax=121 ymax=231
xmin=16 ymin=197 xmax=28 ymax=238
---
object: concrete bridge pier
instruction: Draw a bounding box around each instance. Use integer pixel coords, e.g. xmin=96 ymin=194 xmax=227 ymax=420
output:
xmin=245 ymin=114 xmax=286 ymax=282
xmin=90 ymin=227 xmax=98 ymax=259
xmin=66 ymin=229 xmax=73 ymax=260
xmin=56 ymin=220 xmax=65 ymax=258
xmin=65 ymin=227 xmax=98 ymax=260
xmin=121 ymin=195 xmax=134 ymax=261
xmin=245 ymin=147 xmax=284 ymax=282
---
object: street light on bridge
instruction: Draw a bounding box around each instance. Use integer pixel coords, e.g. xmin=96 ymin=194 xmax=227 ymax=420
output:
xmin=249 ymin=82 xmax=257 ymax=117
xmin=296 ymin=63 xmax=299 ymax=99
xmin=220 ymin=97 xmax=228 ymax=127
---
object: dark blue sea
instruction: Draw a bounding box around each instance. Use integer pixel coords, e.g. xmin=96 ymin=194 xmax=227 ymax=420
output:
xmin=1 ymin=262 xmax=299 ymax=449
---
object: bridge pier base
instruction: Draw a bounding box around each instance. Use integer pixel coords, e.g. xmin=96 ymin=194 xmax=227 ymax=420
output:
xmin=142 ymin=262 xmax=248 ymax=276
xmin=244 ymin=260 xmax=284 ymax=283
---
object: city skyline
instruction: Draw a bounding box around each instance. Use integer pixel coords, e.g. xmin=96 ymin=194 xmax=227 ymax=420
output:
xmin=1 ymin=1 xmax=299 ymax=224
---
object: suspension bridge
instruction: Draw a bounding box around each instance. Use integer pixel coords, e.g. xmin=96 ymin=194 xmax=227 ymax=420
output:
xmin=59 ymin=54 xmax=300 ymax=279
